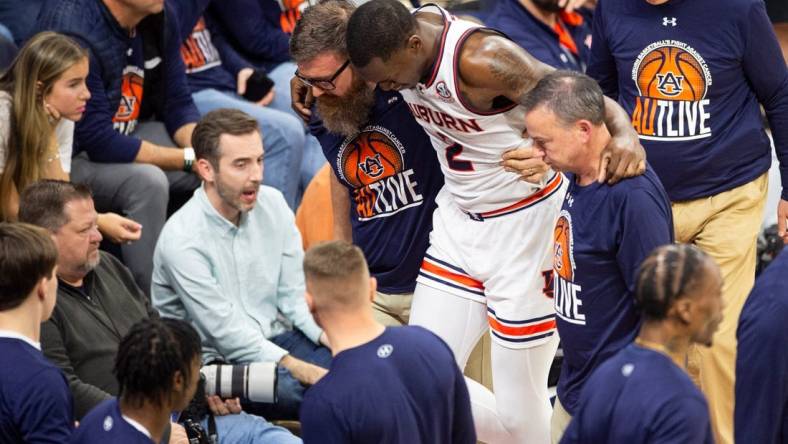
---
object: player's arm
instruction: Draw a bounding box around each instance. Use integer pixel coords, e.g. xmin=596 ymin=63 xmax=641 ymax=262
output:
xmin=461 ymin=34 xmax=645 ymax=184
xmin=329 ymin=170 xmax=352 ymax=242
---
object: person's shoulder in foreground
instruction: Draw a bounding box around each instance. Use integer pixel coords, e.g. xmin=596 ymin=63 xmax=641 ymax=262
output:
xmin=561 ymin=344 xmax=713 ymax=444
xmin=0 ymin=336 xmax=74 ymax=443
xmin=300 ymin=326 xmax=474 ymax=444
xmin=70 ymin=398 xmax=153 ymax=444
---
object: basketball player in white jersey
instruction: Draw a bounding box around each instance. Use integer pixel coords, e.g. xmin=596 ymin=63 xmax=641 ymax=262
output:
xmin=345 ymin=1 xmax=646 ymax=443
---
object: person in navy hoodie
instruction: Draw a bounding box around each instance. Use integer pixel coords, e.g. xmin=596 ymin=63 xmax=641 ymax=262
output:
xmin=486 ymin=0 xmax=591 ymax=72
xmin=523 ymin=70 xmax=674 ymax=442
xmin=36 ymin=0 xmax=202 ymax=297
xmin=0 ymin=222 xmax=73 ymax=443
xmin=588 ymin=1 xmax=788 ymax=441
xmin=561 ymin=244 xmax=722 ymax=444
xmin=71 ymin=318 xmax=202 ymax=444
xmin=735 ymin=248 xmax=788 ymax=444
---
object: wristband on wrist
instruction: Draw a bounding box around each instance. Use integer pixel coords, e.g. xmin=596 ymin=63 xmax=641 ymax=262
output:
xmin=183 ymin=147 xmax=195 ymax=172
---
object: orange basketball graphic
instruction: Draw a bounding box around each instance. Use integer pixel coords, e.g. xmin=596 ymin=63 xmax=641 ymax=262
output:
xmin=635 ymin=46 xmax=707 ymax=101
xmin=340 ymin=130 xmax=404 ymax=188
xmin=553 ymin=215 xmax=574 ymax=281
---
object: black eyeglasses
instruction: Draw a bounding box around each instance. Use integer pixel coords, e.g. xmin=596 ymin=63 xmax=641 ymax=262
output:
xmin=295 ymin=60 xmax=350 ymax=91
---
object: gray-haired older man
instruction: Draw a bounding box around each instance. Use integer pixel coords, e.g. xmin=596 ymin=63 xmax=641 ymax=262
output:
xmin=522 ymin=71 xmax=674 ymax=442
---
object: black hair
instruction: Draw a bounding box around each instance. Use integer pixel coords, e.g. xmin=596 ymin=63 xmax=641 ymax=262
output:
xmin=114 ymin=318 xmax=202 ymax=408
xmin=18 ymin=180 xmax=93 ymax=232
xmin=346 ymin=0 xmax=417 ymax=68
xmin=634 ymin=244 xmax=711 ymax=321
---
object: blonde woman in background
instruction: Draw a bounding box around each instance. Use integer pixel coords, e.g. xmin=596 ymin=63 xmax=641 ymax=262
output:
xmin=0 ymin=31 xmax=140 ymax=243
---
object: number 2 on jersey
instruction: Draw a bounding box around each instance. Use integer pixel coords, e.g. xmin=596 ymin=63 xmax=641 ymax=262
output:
xmin=445 ymin=143 xmax=474 ymax=171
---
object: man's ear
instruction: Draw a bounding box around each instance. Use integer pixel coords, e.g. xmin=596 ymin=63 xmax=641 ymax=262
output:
xmin=673 ymin=299 xmax=693 ymax=325
xmin=368 ymin=277 xmax=377 ymax=303
xmin=576 ymin=120 xmax=593 ymax=143
xmin=195 ymin=158 xmax=213 ymax=182
xmin=305 ymin=289 xmax=316 ymax=315
xmin=407 ymin=35 xmax=422 ymax=52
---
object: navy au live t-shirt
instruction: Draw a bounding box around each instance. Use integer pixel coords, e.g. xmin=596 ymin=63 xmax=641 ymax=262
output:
xmin=588 ymin=0 xmax=788 ymax=202
xmin=71 ymin=399 xmax=152 ymax=443
xmin=299 ymin=326 xmax=475 ymax=444
xmin=561 ymin=344 xmax=714 ymax=444
xmin=0 ymin=335 xmax=74 ymax=443
xmin=309 ymin=90 xmax=443 ymax=294
xmin=553 ymin=167 xmax=673 ymax=414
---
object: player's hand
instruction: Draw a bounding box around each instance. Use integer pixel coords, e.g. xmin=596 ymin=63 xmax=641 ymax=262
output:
xmin=291 ymin=75 xmax=314 ymax=123
xmin=97 ymin=212 xmax=142 ymax=244
xmin=280 ymin=354 xmax=328 ymax=386
xmin=598 ymin=134 xmax=646 ymax=184
xmin=777 ymin=198 xmax=788 ymax=244
xmin=206 ymin=395 xmax=242 ymax=416
xmin=558 ymin=0 xmax=588 ymax=12
xmin=501 ymin=146 xmax=550 ymax=184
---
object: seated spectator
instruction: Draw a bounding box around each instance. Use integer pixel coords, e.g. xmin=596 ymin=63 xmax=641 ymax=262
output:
xmin=561 ymin=244 xmax=722 ymax=444
xmin=0 ymin=32 xmax=141 ymax=244
xmin=174 ymin=0 xmax=309 ymax=208
xmin=299 ymin=241 xmax=476 ymax=443
xmin=70 ymin=318 xmax=202 ymax=444
xmin=207 ymin=0 xmax=326 ymax=194
xmin=0 ymin=222 xmax=73 ymax=442
xmin=486 ymin=0 xmax=591 ymax=71
xmin=522 ymin=70 xmax=673 ymax=442
xmin=735 ymin=248 xmax=788 ymax=443
xmin=153 ymin=109 xmax=331 ymax=420
xmin=36 ymin=0 xmax=203 ymax=295
xmin=19 ymin=179 xmax=300 ymax=443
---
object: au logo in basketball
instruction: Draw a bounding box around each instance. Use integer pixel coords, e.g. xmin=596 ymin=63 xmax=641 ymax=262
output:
xmin=113 ymin=66 xmax=144 ymax=135
xmin=337 ymin=126 xmax=423 ymax=221
xmin=553 ymin=210 xmax=585 ymax=325
xmin=630 ymin=40 xmax=713 ymax=141
xmin=553 ymin=211 xmax=575 ymax=282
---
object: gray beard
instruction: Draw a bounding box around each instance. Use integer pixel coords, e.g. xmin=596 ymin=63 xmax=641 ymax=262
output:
xmin=315 ymin=81 xmax=376 ymax=137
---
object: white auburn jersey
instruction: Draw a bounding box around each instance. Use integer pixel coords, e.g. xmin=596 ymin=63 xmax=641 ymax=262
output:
xmin=400 ymin=5 xmax=553 ymax=214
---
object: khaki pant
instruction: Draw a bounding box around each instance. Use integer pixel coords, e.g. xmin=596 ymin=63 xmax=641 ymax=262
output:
xmin=550 ymin=396 xmax=573 ymax=444
xmin=672 ymin=173 xmax=768 ymax=444
xmin=372 ymin=291 xmax=413 ymax=326
xmin=375 ymin=290 xmax=494 ymax=391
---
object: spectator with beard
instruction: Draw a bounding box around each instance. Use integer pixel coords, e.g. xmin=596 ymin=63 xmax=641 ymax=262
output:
xmin=153 ymin=109 xmax=331 ymax=420
xmin=289 ymin=0 xmax=443 ymax=326
xmin=486 ymin=0 xmax=592 ymax=71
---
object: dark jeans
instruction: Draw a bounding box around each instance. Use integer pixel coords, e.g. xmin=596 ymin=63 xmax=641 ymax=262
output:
xmin=243 ymin=329 xmax=332 ymax=420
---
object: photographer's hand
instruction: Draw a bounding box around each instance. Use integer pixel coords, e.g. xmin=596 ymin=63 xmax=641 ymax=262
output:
xmin=280 ymin=354 xmax=328 ymax=386
xmin=169 ymin=423 xmax=188 ymax=444
xmin=206 ymin=395 xmax=242 ymax=416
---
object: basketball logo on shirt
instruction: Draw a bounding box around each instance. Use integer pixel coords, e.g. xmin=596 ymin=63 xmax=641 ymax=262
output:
xmin=337 ymin=126 xmax=424 ymax=221
xmin=113 ymin=66 xmax=144 ymax=135
xmin=180 ymin=17 xmax=222 ymax=74
xmin=630 ymin=40 xmax=713 ymax=141
xmin=103 ymin=416 xmax=114 ymax=431
xmin=553 ymin=210 xmax=585 ymax=325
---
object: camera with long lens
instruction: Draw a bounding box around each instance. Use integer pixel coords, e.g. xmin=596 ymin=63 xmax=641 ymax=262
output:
xmin=200 ymin=362 xmax=277 ymax=403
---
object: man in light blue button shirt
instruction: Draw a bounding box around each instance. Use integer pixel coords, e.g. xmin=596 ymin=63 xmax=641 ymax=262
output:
xmin=152 ymin=108 xmax=331 ymax=420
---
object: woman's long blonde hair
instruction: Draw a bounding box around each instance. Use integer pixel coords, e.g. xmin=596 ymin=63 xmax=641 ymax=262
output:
xmin=0 ymin=31 xmax=88 ymax=221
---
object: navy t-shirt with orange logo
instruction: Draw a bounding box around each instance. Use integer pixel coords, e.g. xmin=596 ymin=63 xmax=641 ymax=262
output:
xmin=112 ymin=35 xmax=145 ymax=136
xmin=552 ymin=167 xmax=673 ymax=414
xmin=588 ymin=0 xmax=788 ymax=202
xmin=309 ymin=89 xmax=443 ymax=294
